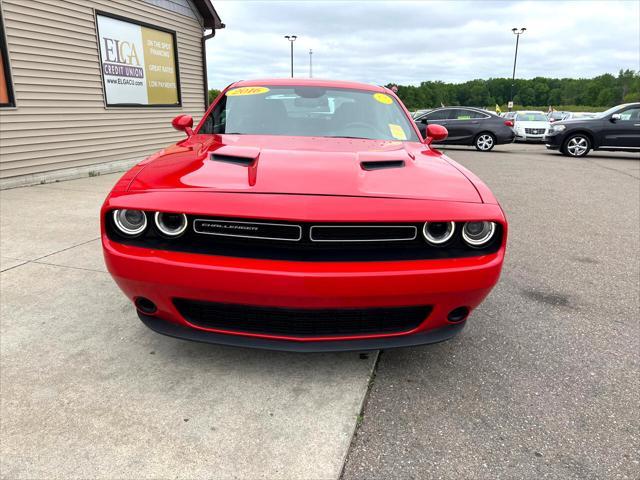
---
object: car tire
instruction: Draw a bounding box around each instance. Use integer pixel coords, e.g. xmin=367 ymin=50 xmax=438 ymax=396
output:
xmin=562 ymin=134 xmax=591 ymax=157
xmin=474 ymin=133 xmax=496 ymax=152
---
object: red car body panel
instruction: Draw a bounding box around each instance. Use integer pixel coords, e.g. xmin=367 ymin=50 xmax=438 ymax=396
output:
xmin=101 ymin=78 xmax=507 ymax=351
xmin=127 ymin=135 xmax=483 ymax=203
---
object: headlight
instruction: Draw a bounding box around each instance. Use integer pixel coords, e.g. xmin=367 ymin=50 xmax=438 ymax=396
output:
xmin=462 ymin=221 xmax=496 ymax=247
xmin=155 ymin=212 xmax=188 ymax=237
xmin=113 ymin=209 xmax=147 ymax=236
xmin=552 ymin=124 xmax=566 ymax=132
xmin=423 ymin=221 xmax=455 ymax=245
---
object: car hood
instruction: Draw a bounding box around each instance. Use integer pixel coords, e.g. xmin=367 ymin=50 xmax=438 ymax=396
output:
xmin=127 ymin=134 xmax=482 ymax=203
xmin=515 ymin=121 xmax=550 ymax=129
xmin=555 ymin=118 xmax=600 ymax=126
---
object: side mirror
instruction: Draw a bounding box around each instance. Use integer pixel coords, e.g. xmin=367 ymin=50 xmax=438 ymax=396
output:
xmin=425 ymin=124 xmax=448 ymax=145
xmin=610 ymin=113 xmax=622 ymax=122
xmin=172 ymin=114 xmax=194 ymax=137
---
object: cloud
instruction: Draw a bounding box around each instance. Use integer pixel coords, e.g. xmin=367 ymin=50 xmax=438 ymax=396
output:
xmin=205 ymin=0 xmax=640 ymax=88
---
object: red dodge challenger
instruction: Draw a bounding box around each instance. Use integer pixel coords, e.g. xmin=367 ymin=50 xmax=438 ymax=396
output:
xmin=102 ymin=79 xmax=507 ymax=352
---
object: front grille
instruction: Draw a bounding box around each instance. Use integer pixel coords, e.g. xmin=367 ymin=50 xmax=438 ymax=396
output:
xmin=174 ymin=299 xmax=431 ymax=337
xmin=106 ymin=215 xmax=503 ymax=261
xmin=194 ymin=219 xmax=302 ymax=241
xmin=525 ymin=128 xmax=546 ymax=135
xmin=310 ymin=225 xmax=417 ymax=242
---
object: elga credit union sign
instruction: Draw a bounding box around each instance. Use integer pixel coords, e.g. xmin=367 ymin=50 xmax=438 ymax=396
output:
xmin=96 ymin=13 xmax=180 ymax=107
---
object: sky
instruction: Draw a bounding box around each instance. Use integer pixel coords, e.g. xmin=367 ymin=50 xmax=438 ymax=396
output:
xmin=205 ymin=0 xmax=640 ymax=89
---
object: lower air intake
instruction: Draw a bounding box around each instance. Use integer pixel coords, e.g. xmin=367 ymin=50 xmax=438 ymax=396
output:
xmin=173 ymin=299 xmax=431 ymax=337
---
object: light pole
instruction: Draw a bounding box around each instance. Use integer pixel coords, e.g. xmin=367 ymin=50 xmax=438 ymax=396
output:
xmin=509 ymin=27 xmax=526 ymax=111
xmin=309 ymin=49 xmax=313 ymax=78
xmin=284 ymin=35 xmax=297 ymax=78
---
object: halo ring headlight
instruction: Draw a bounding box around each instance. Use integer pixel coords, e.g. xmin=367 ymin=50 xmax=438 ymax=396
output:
xmin=462 ymin=221 xmax=496 ymax=247
xmin=423 ymin=221 xmax=455 ymax=245
xmin=154 ymin=212 xmax=188 ymax=237
xmin=113 ymin=209 xmax=147 ymax=236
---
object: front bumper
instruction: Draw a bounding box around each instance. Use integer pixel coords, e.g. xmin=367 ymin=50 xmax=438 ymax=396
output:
xmin=104 ymin=238 xmax=504 ymax=350
xmin=544 ymin=131 xmax=564 ymax=150
xmin=515 ymin=132 xmax=548 ymax=142
xmin=138 ymin=311 xmax=466 ymax=352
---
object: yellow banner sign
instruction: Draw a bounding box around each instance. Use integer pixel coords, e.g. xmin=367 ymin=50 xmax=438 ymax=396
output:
xmin=142 ymin=27 xmax=178 ymax=105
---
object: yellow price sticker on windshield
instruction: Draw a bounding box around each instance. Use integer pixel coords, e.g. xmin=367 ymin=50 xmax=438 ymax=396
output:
xmin=373 ymin=93 xmax=393 ymax=105
xmin=226 ymin=86 xmax=270 ymax=96
xmin=388 ymin=124 xmax=407 ymax=140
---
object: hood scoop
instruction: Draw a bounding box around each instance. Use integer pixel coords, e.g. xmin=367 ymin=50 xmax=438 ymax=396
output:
xmin=211 ymin=153 xmax=255 ymax=167
xmin=209 ymin=149 xmax=260 ymax=186
xmin=360 ymin=160 xmax=405 ymax=171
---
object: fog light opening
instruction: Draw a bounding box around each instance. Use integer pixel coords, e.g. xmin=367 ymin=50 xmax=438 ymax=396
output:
xmin=135 ymin=297 xmax=157 ymax=315
xmin=447 ymin=306 xmax=469 ymax=323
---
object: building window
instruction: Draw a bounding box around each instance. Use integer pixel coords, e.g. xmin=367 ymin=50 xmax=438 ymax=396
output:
xmin=95 ymin=11 xmax=181 ymax=107
xmin=0 ymin=10 xmax=15 ymax=108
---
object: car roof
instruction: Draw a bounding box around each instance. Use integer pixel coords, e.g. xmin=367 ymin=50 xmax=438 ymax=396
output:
xmin=230 ymin=78 xmax=388 ymax=93
xmin=416 ymin=106 xmax=497 ymax=116
xmin=432 ymin=106 xmax=487 ymax=111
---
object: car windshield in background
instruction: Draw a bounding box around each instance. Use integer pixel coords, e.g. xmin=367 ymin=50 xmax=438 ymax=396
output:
xmin=593 ymin=104 xmax=628 ymax=118
xmin=516 ymin=113 xmax=548 ymax=121
xmin=200 ymin=86 xmax=419 ymax=142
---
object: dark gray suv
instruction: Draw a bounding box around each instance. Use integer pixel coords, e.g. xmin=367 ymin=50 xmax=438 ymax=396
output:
xmin=544 ymin=103 xmax=640 ymax=157
xmin=414 ymin=107 xmax=516 ymax=151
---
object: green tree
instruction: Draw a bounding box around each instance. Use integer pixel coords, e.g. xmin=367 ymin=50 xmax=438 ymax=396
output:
xmin=208 ymin=89 xmax=221 ymax=105
xmin=392 ymin=71 xmax=639 ymax=110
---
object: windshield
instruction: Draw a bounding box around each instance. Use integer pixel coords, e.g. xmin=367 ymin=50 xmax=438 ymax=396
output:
xmin=594 ymin=104 xmax=626 ymax=118
xmin=516 ymin=113 xmax=548 ymax=122
xmin=199 ymin=86 xmax=420 ymax=142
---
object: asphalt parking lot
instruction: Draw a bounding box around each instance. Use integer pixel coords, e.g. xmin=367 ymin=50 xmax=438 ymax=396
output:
xmin=342 ymin=143 xmax=640 ymax=479
xmin=1 ymin=143 xmax=638 ymax=479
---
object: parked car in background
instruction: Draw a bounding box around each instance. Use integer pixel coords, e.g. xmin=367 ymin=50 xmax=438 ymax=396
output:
xmin=412 ymin=108 xmax=432 ymax=119
xmin=414 ymin=107 xmax=515 ymax=151
xmin=561 ymin=112 xmax=598 ymax=121
xmin=545 ymin=102 xmax=640 ymax=157
xmin=503 ymin=111 xmax=516 ymax=120
xmin=548 ymin=111 xmax=569 ymax=123
xmin=512 ymin=111 xmax=551 ymax=142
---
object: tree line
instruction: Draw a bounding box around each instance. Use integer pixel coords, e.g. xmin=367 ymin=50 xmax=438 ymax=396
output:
xmin=388 ymin=70 xmax=639 ymax=110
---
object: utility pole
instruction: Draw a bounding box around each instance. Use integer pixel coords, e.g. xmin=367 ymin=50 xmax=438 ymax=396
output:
xmin=509 ymin=27 xmax=526 ymax=111
xmin=284 ymin=35 xmax=297 ymax=78
xmin=309 ymin=49 xmax=313 ymax=78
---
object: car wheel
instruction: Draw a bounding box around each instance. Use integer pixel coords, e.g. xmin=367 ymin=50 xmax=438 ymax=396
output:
xmin=563 ymin=134 xmax=591 ymax=157
xmin=474 ymin=133 xmax=496 ymax=152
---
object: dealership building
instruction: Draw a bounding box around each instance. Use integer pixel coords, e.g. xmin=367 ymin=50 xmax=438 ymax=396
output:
xmin=0 ymin=0 xmax=223 ymax=188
